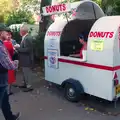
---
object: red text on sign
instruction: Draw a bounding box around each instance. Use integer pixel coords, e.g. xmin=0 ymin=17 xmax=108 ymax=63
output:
xmin=89 ymin=31 xmax=114 ymax=38
xmin=47 ymin=31 xmax=61 ymax=36
xmin=45 ymin=4 xmax=66 ymax=13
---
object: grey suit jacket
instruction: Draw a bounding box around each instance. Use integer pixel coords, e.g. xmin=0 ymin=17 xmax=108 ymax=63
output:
xmin=18 ymin=34 xmax=34 ymax=67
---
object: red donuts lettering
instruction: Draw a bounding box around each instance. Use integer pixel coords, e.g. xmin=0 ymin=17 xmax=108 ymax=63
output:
xmin=45 ymin=4 xmax=66 ymax=13
xmin=89 ymin=31 xmax=114 ymax=38
xmin=109 ymin=32 xmax=114 ymax=38
xmin=47 ymin=31 xmax=61 ymax=36
xmin=62 ymin=4 xmax=66 ymax=11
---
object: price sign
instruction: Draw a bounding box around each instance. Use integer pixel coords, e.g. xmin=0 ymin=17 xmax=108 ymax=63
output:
xmin=91 ymin=40 xmax=104 ymax=51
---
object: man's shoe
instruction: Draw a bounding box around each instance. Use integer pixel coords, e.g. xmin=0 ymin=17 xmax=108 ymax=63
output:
xmin=22 ymin=88 xmax=33 ymax=92
xmin=19 ymin=84 xmax=32 ymax=88
xmin=14 ymin=112 xmax=21 ymax=120
xmin=26 ymin=84 xmax=32 ymax=88
xmin=8 ymin=92 xmax=14 ymax=96
xmin=19 ymin=84 xmax=27 ymax=88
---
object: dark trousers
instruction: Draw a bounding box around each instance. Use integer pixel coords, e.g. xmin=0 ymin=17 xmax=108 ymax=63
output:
xmin=22 ymin=67 xmax=32 ymax=86
xmin=0 ymin=86 xmax=14 ymax=120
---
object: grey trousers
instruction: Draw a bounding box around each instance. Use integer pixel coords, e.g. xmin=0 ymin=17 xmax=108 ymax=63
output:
xmin=22 ymin=67 xmax=33 ymax=85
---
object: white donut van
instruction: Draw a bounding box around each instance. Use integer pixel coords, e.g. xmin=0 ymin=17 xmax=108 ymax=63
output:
xmin=43 ymin=0 xmax=120 ymax=102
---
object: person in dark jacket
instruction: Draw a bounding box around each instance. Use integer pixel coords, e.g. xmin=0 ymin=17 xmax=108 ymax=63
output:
xmin=0 ymin=23 xmax=20 ymax=120
xmin=17 ymin=24 xmax=34 ymax=92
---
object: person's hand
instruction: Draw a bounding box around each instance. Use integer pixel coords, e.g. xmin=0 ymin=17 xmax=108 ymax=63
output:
xmin=14 ymin=60 xmax=19 ymax=65
xmin=14 ymin=44 xmax=20 ymax=48
xmin=14 ymin=60 xmax=19 ymax=69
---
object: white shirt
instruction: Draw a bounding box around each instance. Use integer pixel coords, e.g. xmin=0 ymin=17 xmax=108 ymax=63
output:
xmin=81 ymin=50 xmax=87 ymax=62
xmin=21 ymin=33 xmax=28 ymax=44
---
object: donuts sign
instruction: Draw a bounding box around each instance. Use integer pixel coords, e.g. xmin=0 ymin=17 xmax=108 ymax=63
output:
xmin=42 ymin=3 xmax=71 ymax=16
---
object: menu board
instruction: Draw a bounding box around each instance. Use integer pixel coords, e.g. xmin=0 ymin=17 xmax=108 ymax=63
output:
xmin=91 ymin=40 xmax=104 ymax=51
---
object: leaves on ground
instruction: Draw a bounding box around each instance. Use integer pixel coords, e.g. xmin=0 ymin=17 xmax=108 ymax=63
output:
xmin=85 ymin=107 xmax=96 ymax=112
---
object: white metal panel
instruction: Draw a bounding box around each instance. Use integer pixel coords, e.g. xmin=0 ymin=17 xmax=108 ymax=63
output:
xmin=113 ymin=16 xmax=120 ymax=66
xmin=87 ymin=16 xmax=120 ymax=66
xmin=58 ymin=59 xmax=113 ymax=101
xmin=44 ymin=20 xmax=67 ymax=56
xmin=44 ymin=20 xmax=67 ymax=83
xmin=112 ymin=17 xmax=120 ymax=97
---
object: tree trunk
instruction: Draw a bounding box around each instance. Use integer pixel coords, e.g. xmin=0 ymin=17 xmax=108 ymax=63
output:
xmin=39 ymin=0 xmax=52 ymax=33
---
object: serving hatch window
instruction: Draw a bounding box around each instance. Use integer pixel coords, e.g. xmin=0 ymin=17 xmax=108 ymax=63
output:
xmin=60 ymin=19 xmax=95 ymax=57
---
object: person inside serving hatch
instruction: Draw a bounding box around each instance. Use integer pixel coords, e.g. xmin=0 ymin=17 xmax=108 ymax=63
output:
xmin=79 ymin=34 xmax=87 ymax=60
xmin=70 ymin=34 xmax=87 ymax=61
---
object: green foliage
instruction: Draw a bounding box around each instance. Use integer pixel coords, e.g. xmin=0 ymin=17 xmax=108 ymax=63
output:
xmin=110 ymin=0 xmax=120 ymax=15
xmin=61 ymin=0 xmax=102 ymax=6
xmin=0 ymin=0 xmax=13 ymax=15
xmin=5 ymin=10 xmax=35 ymax=26
xmin=0 ymin=15 xmax=4 ymax=23
xmin=92 ymin=0 xmax=102 ymax=7
xmin=20 ymin=0 xmax=38 ymax=6
xmin=102 ymin=0 xmax=115 ymax=8
xmin=101 ymin=0 xmax=120 ymax=15
xmin=33 ymin=32 xmax=45 ymax=58
xmin=20 ymin=0 xmax=40 ymax=13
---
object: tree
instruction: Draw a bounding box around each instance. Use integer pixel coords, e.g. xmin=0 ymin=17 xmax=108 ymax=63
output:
xmin=0 ymin=0 xmax=13 ymax=22
xmin=19 ymin=0 xmax=40 ymax=12
xmin=5 ymin=9 xmax=35 ymax=26
xmin=111 ymin=0 xmax=120 ymax=15
xmin=92 ymin=0 xmax=102 ymax=6
xmin=33 ymin=0 xmax=52 ymax=60
xmin=61 ymin=0 xmax=102 ymax=6
xmin=20 ymin=0 xmax=38 ymax=6
xmin=0 ymin=0 xmax=13 ymax=14
xmin=101 ymin=0 xmax=120 ymax=15
xmin=101 ymin=0 xmax=113 ymax=14
xmin=39 ymin=0 xmax=52 ymax=33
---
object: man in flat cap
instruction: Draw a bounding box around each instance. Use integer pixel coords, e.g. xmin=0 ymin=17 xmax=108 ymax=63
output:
xmin=0 ymin=23 xmax=20 ymax=120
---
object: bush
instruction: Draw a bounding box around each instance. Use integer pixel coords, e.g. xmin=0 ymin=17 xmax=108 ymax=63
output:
xmin=33 ymin=32 xmax=45 ymax=59
xmin=32 ymin=32 xmax=45 ymax=67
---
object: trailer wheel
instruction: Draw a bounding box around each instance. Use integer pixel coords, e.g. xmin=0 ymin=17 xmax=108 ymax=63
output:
xmin=64 ymin=83 xmax=80 ymax=102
